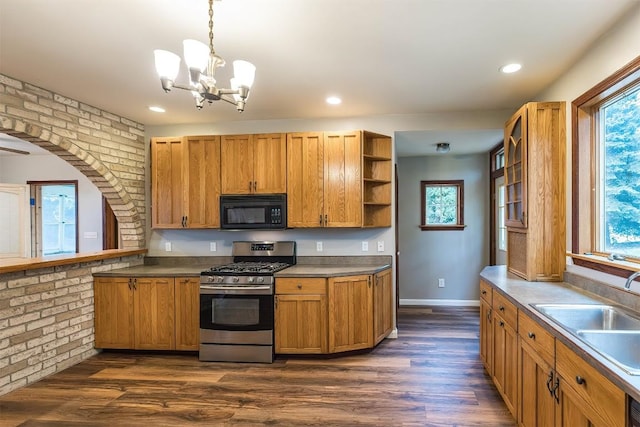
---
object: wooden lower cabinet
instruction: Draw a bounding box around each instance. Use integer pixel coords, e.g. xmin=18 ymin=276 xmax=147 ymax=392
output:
xmin=479 ymin=280 xmax=493 ymax=373
xmin=275 ymin=278 xmax=328 ymax=354
xmin=329 ymin=274 xmax=373 ymax=353
xmin=492 ymin=308 xmax=518 ymax=418
xmin=94 ymin=277 xmax=135 ymax=349
xmin=518 ymin=339 xmax=555 ymax=426
xmin=94 ymin=276 xmax=199 ymax=351
xmin=373 ymin=268 xmax=393 ymax=345
xmin=174 ymin=277 xmax=200 ymax=351
xmin=555 ymin=340 xmax=625 ymax=427
xmin=275 ymin=270 xmax=392 ymax=355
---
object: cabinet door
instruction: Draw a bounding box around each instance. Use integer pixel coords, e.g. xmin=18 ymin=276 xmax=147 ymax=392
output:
xmin=133 ymin=277 xmax=176 ymax=350
xmin=275 ymin=294 xmax=327 ymax=354
xmin=183 ymin=135 xmax=221 ymax=228
xmin=373 ymin=268 xmax=393 ymax=345
xmin=286 ymin=132 xmax=324 ymax=227
xmin=94 ymin=277 xmax=135 ymax=349
xmin=479 ymin=298 xmax=493 ymax=373
xmin=504 ymin=104 xmax=527 ymax=228
xmin=151 ymin=137 xmax=185 ymax=228
xmin=221 ymin=134 xmax=254 ymax=194
xmin=554 ymin=380 xmax=593 ymax=427
xmin=323 ymin=131 xmax=362 ymax=227
xmin=253 ymin=133 xmax=286 ymax=193
xmin=174 ymin=277 xmax=200 ymax=351
xmin=328 ymin=275 xmax=372 ymax=352
xmin=519 ymin=340 xmax=555 ymax=427
xmin=492 ymin=312 xmax=518 ymax=418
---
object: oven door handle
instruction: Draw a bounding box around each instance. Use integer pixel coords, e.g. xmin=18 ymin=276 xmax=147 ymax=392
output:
xmin=200 ymin=285 xmax=272 ymax=295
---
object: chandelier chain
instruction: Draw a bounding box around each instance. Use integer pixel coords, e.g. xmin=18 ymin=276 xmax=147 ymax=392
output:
xmin=208 ymin=0 xmax=215 ymax=55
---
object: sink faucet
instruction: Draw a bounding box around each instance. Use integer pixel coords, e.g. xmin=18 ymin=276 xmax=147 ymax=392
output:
xmin=625 ymin=271 xmax=640 ymax=290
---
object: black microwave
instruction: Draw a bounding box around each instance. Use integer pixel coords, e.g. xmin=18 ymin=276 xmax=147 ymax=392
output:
xmin=220 ymin=194 xmax=287 ymax=229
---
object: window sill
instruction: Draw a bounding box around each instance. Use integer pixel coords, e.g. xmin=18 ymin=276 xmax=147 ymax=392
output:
xmin=420 ymin=224 xmax=467 ymax=231
xmin=568 ymin=252 xmax=640 ymax=279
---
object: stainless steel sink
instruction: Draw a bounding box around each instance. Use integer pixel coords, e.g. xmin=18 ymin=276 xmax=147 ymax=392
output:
xmin=530 ymin=303 xmax=640 ymax=375
xmin=576 ymin=330 xmax=640 ymax=375
xmin=531 ymin=303 xmax=640 ymax=332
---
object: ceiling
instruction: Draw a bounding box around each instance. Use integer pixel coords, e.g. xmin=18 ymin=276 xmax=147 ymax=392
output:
xmin=0 ymin=0 xmax=638 ymax=157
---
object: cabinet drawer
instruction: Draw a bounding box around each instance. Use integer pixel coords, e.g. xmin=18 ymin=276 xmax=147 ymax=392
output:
xmin=479 ymin=280 xmax=492 ymax=303
xmin=276 ymin=278 xmax=326 ymax=294
xmin=556 ymin=340 xmax=625 ymax=427
xmin=492 ymin=291 xmax=517 ymax=330
xmin=518 ymin=311 xmax=554 ymax=366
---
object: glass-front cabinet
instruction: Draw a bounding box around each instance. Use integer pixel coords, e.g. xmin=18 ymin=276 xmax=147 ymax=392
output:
xmin=504 ymin=104 xmax=527 ymax=228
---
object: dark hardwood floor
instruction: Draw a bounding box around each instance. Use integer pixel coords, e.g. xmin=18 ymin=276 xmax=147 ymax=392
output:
xmin=0 ymin=307 xmax=515 ymax=426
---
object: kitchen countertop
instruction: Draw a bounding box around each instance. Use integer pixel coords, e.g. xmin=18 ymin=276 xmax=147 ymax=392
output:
xmin=93 ymin=261 xmax=391 ymax=278
xmin=481 ymin=264 xmax=640 ymax=402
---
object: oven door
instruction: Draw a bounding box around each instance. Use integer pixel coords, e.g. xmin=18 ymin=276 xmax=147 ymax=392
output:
xmin=199 ymin=288 xmax=274 ymax=333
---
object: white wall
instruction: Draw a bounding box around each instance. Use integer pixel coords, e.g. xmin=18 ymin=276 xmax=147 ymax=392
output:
xmin=535 ymin=3 xmax=640 ymax=287
xmin=0 ymin=154 xmax=104 ymax=253
xmin=396 ymin=153 xmax=489 ymax=304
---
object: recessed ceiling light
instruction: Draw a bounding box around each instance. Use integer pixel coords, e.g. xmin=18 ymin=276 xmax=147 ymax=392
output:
xmin=149 ymin=106 xmax=166 ymax=113
xmin=500 ymin=63 xmax=522 ymax=74
xmin=326 ymin=96 xmax=342 ymax=105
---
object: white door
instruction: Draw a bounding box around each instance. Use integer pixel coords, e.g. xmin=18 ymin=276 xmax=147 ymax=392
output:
xmin=0 ymin=183 xmax=31 ymax=259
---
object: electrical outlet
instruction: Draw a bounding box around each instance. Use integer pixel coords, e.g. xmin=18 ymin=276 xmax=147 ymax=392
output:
xmin=316 ymin=241 xmax=323 ymax=252
xmin=165 ymin=242 xmax=172 ymax=252
xmin=362 ymin=241 xmax=369 ymax=251
xmin=377 ymin=241 xmax=384 ymax=252
xmin=209 ymin=242 xmax=217 ymax=252
xmin=438 ymin=278 xmax=445 ymax=288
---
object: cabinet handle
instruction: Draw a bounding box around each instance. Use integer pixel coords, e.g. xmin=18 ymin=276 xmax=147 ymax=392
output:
xmin=481 ymin=290 xmax=487 ymax=295
xmin=487 ymin=309 xmax=492 ymax=322
xmin=253 ymin=181 xmax=257 ymax=192
xmin=368 ymin=277 xmax=372 ymax=288
xmin=553 ymin=377 xmax=560 ymax=403
xmin=133 ymin=278 xmax=137 ymax=291
xmin=128 ymin=278 xmax=132 ymax=290
xmin=297 ymin=284 xmax=302 ymax=289
xmin=319 ymin=215 xmax=323 ymax=226
xmin=249 ymin=181 xmax=252 ymax=192
xmin=528 ymin=332 xmax=536 ymax=340
xmin=546 ymin=371 xmax=554 ymax=396
xmin=575 ymin=376 xmax=586 ymax=386
xmin=324 ymin=214 xmax=328 ymax=225
xmin=499 ymin=320 xmax=504 ymax=327
xmin=274 ymin=295 xmax=278 ymax=309
xmin=499 ymin=305 xmax=505 ymax=312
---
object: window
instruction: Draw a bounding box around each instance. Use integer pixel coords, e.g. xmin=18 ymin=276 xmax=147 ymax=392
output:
xmin=29 ymin=181 xmax=78 ymax=257
xmin=497 ymin=184 xmax=506 ymax=251
xmin=573 ymin=55 xmax=640 ymax=273
xmin=420 ymin=180 xmax=465 ymax=230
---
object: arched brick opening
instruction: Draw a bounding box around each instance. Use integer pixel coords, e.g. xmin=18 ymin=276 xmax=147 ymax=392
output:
xmin=0 ymin=117 xmax=145 ymax=249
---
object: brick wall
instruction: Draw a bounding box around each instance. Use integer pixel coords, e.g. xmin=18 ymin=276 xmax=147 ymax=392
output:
xmin=0 ymin=73 xmax=146 ymax=248
xmin=0 ymin=254 xmax=144 ymax=396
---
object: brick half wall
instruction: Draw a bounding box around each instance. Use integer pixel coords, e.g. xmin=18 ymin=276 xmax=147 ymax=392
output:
xmin=0 ymin=73 xmax=146 ymax=249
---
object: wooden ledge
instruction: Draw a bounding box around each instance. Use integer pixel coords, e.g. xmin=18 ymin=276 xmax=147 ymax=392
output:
xmin=0 ymin=249 xmax=147 ymax=275
xmin=569 ymin=252 xmax=640 ymax=280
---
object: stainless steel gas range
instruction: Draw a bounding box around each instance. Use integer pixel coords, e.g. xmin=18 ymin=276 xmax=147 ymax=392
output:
xmin=199 ymin=241 xmax=296 ymax=363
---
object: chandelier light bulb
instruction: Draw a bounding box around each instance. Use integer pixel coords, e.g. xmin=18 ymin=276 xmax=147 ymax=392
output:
xmin=154 ymin=50 xmax=181 ymax=80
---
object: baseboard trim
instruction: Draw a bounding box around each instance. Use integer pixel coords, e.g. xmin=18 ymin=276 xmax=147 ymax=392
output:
xmin=399 ymin=299 xmax=480 ymax=307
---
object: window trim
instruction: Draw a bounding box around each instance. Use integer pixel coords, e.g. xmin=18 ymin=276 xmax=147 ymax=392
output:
xmin=420 ymin=180 xmax=465 ymax=231
xmin=571 ymin=55 xmax=640 ymax=277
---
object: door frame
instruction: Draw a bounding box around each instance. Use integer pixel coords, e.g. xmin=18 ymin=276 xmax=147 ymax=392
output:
xmin=489 ymin=143 xmax=505 ymax=265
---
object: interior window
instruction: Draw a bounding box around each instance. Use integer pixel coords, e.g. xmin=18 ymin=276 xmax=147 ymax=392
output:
xmin=29 ymin=181 xmax=78 ymax=257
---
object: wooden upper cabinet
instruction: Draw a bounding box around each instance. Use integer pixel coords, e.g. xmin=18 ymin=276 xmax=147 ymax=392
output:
xmin=504 ymin=104 xmax=527 ymax=228
xmin=505 ymin=102 xmax=566 ymax=282
xmin=221 ymin=133 xmax=286 ymax=194
xmin=184 ymin=135 xmax=221 ymax=228
xmin=151 ymin=135 xmax=221 ymax=228
xmin=151 ymin=137 xmax=184 ymax=228
xmin=286 ymin=132 xmax=325 ymax=227
xmin=323 ymin=131 xmax=362 ymax=227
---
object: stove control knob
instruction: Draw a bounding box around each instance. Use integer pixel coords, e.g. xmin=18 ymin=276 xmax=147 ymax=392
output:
xmin=215 ymin=276 xmax=224 ymax=283
xmin=232 ymin=276 xmax=240 ymax=283
xmin=247 ymin=277 xmax=255 ymax=283
xmin=257 ymin=277 xmax=264 ymax=283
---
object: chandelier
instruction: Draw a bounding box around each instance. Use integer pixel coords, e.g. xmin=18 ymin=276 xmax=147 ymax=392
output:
xmin=153 ymin=0 xmax=256 ymax=112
